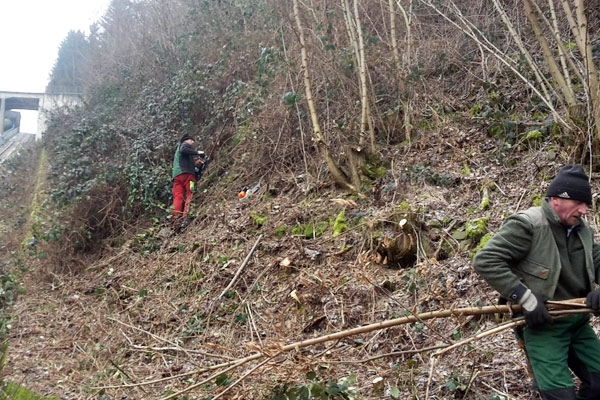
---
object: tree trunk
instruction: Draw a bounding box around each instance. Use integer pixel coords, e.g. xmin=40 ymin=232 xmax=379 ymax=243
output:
xmin=522 ymin=0 xmax=576 ymax=106
xmin=292 ymin=0 xmax=355 ymax=191
xmin=353 ymin=0 xmax=375 ymax=152
xmin=391 ymin=0 xmax=414 ymax=143
xmin=491 ymin=0 xmax=555 ymax=106
xmin=562 ymin=0 xmax=600 ymax=155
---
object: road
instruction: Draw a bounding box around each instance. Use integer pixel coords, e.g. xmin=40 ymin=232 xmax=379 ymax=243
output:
xmin=0 ymin=131 xmax=35 ymax=162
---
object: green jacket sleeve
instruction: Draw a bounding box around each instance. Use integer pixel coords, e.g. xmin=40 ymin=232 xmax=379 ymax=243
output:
xmin=472 ymin=215 xmax=534 ymax=299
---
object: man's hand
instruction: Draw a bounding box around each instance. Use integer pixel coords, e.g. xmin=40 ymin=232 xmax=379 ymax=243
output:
xmin=522 ymin=293 xmax=552 ymax=330
xmin=586 ymin=289 xmax=600 ymax=310
xmin=510 ymin=284 xmax=552 ymax=330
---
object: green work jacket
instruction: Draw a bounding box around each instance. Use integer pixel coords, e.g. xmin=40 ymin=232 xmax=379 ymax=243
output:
xmin=172 ymin=141 xmax=198 ymax=180
xmin=473 ymin=199 xmax=600 ymax=300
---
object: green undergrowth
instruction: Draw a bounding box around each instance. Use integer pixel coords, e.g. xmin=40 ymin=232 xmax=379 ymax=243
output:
xmin=0 ymin=383 xmax=60 ymax=400
xmin=268 ymin=371 xmax=359 ymax=400
xmin=0 ymin=146 xmax=56 ymax=399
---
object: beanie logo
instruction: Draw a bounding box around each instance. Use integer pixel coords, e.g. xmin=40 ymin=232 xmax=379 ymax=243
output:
xmin=557 ymin=191 xmax=571 ymax=199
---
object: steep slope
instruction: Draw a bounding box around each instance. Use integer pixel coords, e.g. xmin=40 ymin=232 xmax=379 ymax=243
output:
xmin=2 ymin=121 xmax=584 ymax=400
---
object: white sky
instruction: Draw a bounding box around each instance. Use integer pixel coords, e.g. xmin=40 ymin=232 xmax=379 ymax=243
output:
xmin=1 ymin=0 xmax=111 ymax=92
xmin=1 ymin=0 xmax=111 ymax=133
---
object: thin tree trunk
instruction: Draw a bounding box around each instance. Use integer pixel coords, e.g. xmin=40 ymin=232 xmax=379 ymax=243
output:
xmin=341 ymin=0 xmax=368 ymax=187
xmin=393 ymin=0 xmax=414 ymax=142
xmin=491 ymin=0 xmax=556 ymax=106
xmin=547 ymin=0 xmax=579 ymax=88
xmin=562 ymin=0 xmax=600 ymax=150
xmin=522 ymin=0 xmax=576 ymax=106
xmin=292 ymin=0 xmax=354 ymax=190
xmin=353 ymin=0 xmax=375 ymax=152
xmin=420 ymin=0 xmax=568 ymax=127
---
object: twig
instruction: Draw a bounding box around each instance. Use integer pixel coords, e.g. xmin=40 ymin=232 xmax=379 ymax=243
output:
xmin=247 ymin=304 xmax=264 ymax=347
xmin=480 ymin=380 xmax=519 ymax=400
xmin=514 ymin=189 xmax=527 ymax=213
xmin=331 ymin=344 xmax=448 ymax=363
xmin=434 ymin=319 xmax=524 ymax=356
xmin=215 ymin=234 xmax=263 ymax=301
xmin=434 ymin=219 xmax=458 ymax=259
xmin=110 ymin=318 xmax=197 ymax=361
xmin=547 ymin=298 xmax=588 ymax=308
xmin=211 ymin=356 xmax=276 ymax=400
xmin=434 ymin=305 xmax=591 ymax=358
xmin=124 ymin=339 xmax=235 ymax=360
xmin=462 ymin=369 xmax=479 ymax=400
xmin=160 ymin=358 xmax=248 ymax=400
xmin=109 ymin=359 xmax=147 ymax=393
xmin=492 ymin=181 xmax=507 ymax=197
xmin=91 ymin=360 xmax=231 ymax=390
xmin=115 ymin=320 xmax=233 ymax=360
xmin=425 ymin=354 xmax=436 ymax=400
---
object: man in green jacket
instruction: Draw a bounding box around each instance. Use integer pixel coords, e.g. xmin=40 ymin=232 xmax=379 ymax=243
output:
xmin=473 ymin=164 xmax=600 ymax=400
xmin=171 ymin=133 xmax=204 ymax=224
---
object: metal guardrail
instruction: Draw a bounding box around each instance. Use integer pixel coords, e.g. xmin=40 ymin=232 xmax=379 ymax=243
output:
xmin=0 ymin=127 xmax=19 ymax=144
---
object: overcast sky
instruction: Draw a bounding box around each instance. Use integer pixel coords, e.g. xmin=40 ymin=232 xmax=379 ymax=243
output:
xmin=1 ymin=0 xmax=111 ymax=133
xmin=1 ymin=0 xmax=111 ymax=93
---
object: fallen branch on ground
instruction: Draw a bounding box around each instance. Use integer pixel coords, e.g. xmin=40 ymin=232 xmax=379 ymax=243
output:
xmin=205 ymin=234 xmax=263 ymax=317
xmin=96 ymin=298 xmax=592 ymax=398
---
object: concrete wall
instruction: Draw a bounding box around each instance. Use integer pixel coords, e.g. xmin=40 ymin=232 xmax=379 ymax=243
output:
xmin=0 ymin=91 xmax=82 ymax=140
xmin=36 ymin=93 xmax=82 ymax=140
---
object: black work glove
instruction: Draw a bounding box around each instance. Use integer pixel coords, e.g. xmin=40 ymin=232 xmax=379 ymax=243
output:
xmin=510 ymin=284 xmax=552 ymax=330
xmin=586 ymin=289 xmax=600 ymax=310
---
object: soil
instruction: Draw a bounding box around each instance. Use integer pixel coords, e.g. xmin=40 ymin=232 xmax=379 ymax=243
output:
xmin=2 ymin=124 xmax=594 ymax=399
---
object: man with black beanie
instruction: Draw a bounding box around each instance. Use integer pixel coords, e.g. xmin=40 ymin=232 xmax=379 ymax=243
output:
xmin=473 ymin=164 xmax=600 ymax=400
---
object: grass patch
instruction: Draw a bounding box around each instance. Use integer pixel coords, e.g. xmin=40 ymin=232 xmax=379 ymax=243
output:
xmin=0 ymin=382 xmax=61 ymax=399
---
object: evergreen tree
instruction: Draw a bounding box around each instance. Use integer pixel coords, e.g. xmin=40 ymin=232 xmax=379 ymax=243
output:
xmin=46 ymin=30 xmax=89 ymax=94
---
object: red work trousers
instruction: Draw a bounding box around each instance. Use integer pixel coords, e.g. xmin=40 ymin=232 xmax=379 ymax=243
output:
xmin=172 ymin=173 xmax=195 ymax=220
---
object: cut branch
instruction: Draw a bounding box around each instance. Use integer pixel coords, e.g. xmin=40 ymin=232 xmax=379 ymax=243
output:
xmin=215 ymin=234 xmax=263 ymax=300
xmin=98 ymin=299 xmax=591 ymax=396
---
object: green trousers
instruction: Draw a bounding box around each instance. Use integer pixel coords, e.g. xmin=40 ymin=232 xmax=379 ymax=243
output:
xmin=523 ymin=314 xmax=600 ymax=399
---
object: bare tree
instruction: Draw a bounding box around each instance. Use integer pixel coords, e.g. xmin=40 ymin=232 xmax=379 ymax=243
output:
xmin=390 ymin=0 xmax=414 ymax=142
xmin=418 ymin=0 xmax=600 ymax=161
xmin=561 ymin=0 xmax=600 ymax=153
xmin=292 ymin=0 xmax=355 ymax=191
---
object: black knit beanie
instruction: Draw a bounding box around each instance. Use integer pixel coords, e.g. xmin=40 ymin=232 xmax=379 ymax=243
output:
xmin=180 ymin=133 xmax=195 ymax=143
xmin=547 ymin=164 xmax=592 ymax=205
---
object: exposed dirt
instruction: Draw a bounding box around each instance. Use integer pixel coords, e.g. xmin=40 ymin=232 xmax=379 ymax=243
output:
xmin=3 ymin=124 xmax=597 ymax=399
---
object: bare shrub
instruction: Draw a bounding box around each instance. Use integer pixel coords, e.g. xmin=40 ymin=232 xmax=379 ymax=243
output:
xmin=38 ymin=184 xmax=128 ymax=276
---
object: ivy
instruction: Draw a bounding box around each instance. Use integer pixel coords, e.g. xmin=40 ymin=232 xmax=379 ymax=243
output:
xmin=268 ymin=371 xmax=357 ymax=400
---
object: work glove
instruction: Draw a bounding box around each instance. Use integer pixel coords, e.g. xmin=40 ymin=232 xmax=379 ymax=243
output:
xmin=586 ymin=288 xmax=600 ymax=310
xmin=510 ymin=284 xmax=552 ymax=330
xmin=198 ymin=150 xmax=205 ymax=156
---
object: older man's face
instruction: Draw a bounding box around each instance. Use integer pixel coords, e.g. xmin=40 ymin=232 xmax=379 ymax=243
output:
xmin=550 ymin=197 xmax=589 ymax=227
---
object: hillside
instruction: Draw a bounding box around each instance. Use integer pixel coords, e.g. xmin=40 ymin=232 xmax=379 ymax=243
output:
xmin=2 ymin=0 xmax=600 ymax=399
xmin=1 ymin=123 xmax=580 ymax=399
